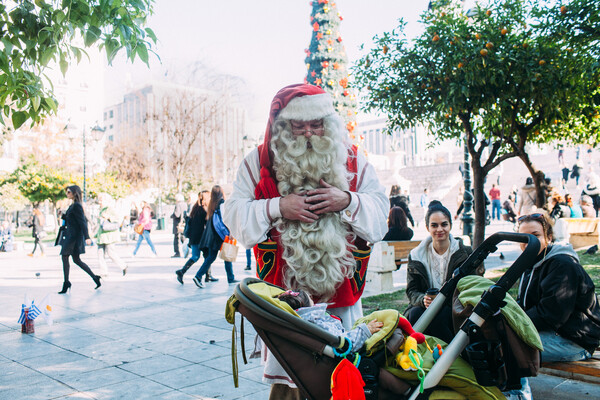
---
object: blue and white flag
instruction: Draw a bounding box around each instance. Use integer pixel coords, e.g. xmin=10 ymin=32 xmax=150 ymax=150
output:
xmin=17 ymin=304 xmax=27 ymax=325
xmin=28 ymin=302 xmax=41 ymax=320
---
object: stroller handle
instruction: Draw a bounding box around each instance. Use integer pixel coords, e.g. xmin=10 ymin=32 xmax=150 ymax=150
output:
xmin=413 ymin=232 xmax=539 ymax=335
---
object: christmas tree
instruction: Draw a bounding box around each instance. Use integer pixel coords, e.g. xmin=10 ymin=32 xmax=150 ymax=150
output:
xmin=304 ymin=0 xmax=358 ymax=139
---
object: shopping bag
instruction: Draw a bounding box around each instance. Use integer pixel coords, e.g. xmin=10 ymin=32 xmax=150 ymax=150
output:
xmin=219 ymin=241 xmax=239 ymax=262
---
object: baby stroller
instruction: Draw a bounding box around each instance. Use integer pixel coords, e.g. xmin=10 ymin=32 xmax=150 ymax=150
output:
xmin=226 ymin=232 xmax=541 ymax=399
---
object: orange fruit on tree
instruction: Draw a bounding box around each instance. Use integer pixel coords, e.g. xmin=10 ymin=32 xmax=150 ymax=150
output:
xmin=432 ymin=34 xmax=440 ymax=42
xmin=561 ymin=6 xmax=566 ymax=15
xmin=486 ymin=10 xmax=492 ymax=16
xmin=523 ymin=42 xmax=529 ymax=49
xmin=457 ymin=62 xmax=464 ymax=68
xmin=486 ymin=42 xmax=494 ymax=49
xmin=475 ymin=33 xmax=481 ymax=40
xmin=539 ymin=59 xmax=546 ymax=66
xmin=480 ymin=48 xmax=488 ymax=56
xmin=383 ymin=45 xmax=389 ymax=54
xmin=501 ymin=28 xmax=508 ymax=35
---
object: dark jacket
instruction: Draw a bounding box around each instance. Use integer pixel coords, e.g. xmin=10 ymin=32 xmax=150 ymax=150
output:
xmin=406 ymin=236 xmax=483 ymax=308
xmin=518 ymin=244 xmax=600 ymax=353
xmin=390 ymin=195 xmax=415 ymax=227
xmin=60 ymin=202 xmax=90 ymax=256
xmin=171 ymin=201 xmax=186 ymax=234
xmin=549 ymin=203 xmax=571 ymax=221
xmin=198 ymin=201 xmax=227 ymax=252
xmin=383 ymin=226 xmax=414 ymax=241
xmin=187 ymin=206 xmax=207 ymax=246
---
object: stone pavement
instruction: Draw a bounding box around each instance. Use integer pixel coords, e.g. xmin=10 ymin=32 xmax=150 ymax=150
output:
xmin=2 ymin=229 xmax=600 ymax=399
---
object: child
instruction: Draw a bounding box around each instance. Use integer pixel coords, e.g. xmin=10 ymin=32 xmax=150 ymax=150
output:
xmin=261 ymin=290 xmax=383 ymax=399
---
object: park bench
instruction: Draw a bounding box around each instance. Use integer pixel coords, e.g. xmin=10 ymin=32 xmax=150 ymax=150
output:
xmin=562 ymin=218 xmax=600 ymax=249
xmin=364 ymin=240 xmax=421 ymax=295
xmin=540 ymin=351 xmax=600 ymax=384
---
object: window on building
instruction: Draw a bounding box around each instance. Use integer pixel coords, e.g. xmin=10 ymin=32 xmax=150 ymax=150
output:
xmin=109 ymin=110 xmax=114 ymax=118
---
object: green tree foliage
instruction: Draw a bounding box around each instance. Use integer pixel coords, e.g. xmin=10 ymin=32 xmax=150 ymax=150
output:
xmin=305 ymin=0 xmax=358 ymax=137
xmin=353 ymin=0 xmax=600 ymax=246
xmin=0 ymin=181 xmax=29 ymax=212
xmin=85 ymin=171 xmax=131 ymax=200
xmin=2 ymin=157 xmax=70 ymax=205
xmin=0 ymin=0 xmax=158 ymax=130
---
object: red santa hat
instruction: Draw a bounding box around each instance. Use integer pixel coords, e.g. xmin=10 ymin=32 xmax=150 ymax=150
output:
xmin=255 ymin=84 xmax=336 ymax=200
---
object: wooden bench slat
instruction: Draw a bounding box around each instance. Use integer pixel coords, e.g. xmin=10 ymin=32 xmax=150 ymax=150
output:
xmin=541 ymin=360 xmax=600 ymax=377
xmin=384 ymin=240 xmax=421 ymax=267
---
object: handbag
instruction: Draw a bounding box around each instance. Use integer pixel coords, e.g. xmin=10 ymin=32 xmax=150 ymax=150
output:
xmin=102 ymin=220 xmax=120 ymax=232
xmin=134 ymin=223 xmax=144 ymax=235
xmin=219 ymin=241 xmax=239 ymax=262
xmin=212 ymin=209 xmax=230 ymax=240
xmin=54 ymin=226 xmax=66 ymax=246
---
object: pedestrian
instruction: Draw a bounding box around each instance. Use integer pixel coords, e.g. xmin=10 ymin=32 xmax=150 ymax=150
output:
xmin=517 ymin=177 xmax=537 ymax=215
xmin=96 ymin=193 xmax=128 ymax=277
xmin=405 ymin=201 xmax=483 ymax=343
xmin=57 ymin=185 xmax=100 ymax=294
xmin=132 ymin=201 xmax=157 ymax=257
xmin=581 ymin=195 xmax=596 ymax=218
xmin=565 ymin=194 xmax=583 ymax=218
xmin=27 ymin=207 xmax=46 ymax=257
xmin=170 ymin=193 xmax=186 ymax=258
xmin=390 ymin=187 xmax=415 ymax=227
xmin=489 ymin=183 xmax=502 ymax=221
xmin=420 ymin=188 xmax=430 ymax=209
xmin=192 ymin=185 xmax=237 ymax=287
xmin=245 ymin=248 xmax=252 ymax=271
xmin=223 ymin=84 xmax=387 ymax=330
xmin=561 ymin=162 xmax=570 ymax=188
xmin=516 ymin=213 xmax=600 ymax=362
xmin=502 ymin=194 xmax=517 ymax=223
xmin=175 ymin=191 xmax=208 ymax=284
xmin=582 ymin=179 xmax=600 ymax=217
xmin=383 ymin=206 xmax=413 ymax=241
xmin=0 ymin=220 xmax=14 ymax=252
xmin=571 ymin=162 xmax=583 ymax=186
xmin=558 ymin=145 xmax=565 ymax=164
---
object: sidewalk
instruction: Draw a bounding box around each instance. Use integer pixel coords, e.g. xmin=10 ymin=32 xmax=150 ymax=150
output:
xmin=1 ymin=230 xmax=600 ymax=399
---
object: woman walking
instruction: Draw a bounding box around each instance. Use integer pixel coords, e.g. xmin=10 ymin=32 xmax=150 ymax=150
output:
xmin=58 ymin=185 xmax=101 ymax=294
xmin=192 ymin=185 xmax=237 ymax=288
xmin=132 ymin=201 xmax=157 ymax=257
xmin=175 ymin=192 xmax=208 ymax=284
xmin=28 ymin=207 xmax=46 ymax=257
xmin=97 ymin=194 xmax=128 ymax=276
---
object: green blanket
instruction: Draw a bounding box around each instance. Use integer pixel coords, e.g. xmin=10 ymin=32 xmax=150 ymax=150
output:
xmin=456 ymin=275 xmax=543 ymax=351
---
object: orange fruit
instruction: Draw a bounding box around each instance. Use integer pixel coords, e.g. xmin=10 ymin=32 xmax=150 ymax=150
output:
xmin=486 ymin=42 xmax=494 ymax=49
xmin=486 ymin=10 xmax=492 ymax=16
xmin=441 ymin=12 xmax=446 ymax=17
xmin=458 ymin=62 xmax=464 ymax=68
xmin=432 ymin=35 xmax=440 ymax=42
xmin=501 ymin=28 xmax=508 ymax=35
xmin=539 ymin=59 xmax=546 ymax=66
xmin=523 ymin=42 xmax=529 ymax=49
xmin=475 ymin=33 xmax=481 ymax=40
xmin=445 ymin=113 xmax=450 ymax=118
xmin=383 ymin=45 xmax=389 ymax=54
xmin=480 ymin=48 xmax=488 ymax=56
xmin=561 ymin=6 xmax=566 ymax=15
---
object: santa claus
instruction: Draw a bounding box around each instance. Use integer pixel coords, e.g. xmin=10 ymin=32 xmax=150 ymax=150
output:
xmin=224 ymin=83 xmax=388 ymax=326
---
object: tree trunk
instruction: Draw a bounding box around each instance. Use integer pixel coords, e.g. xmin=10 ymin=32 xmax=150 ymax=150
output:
xmin=518 ymin=152 xmax=547 ymax=209
xmin=471 ymin=162 xmax=487 ymax=248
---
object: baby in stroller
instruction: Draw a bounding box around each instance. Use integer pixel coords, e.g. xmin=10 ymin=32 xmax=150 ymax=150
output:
xmin=261 ymin=289 xmax=384 ymax=399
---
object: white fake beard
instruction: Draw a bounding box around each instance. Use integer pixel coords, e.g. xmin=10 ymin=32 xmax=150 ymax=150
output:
xmin=271 ymin=120 xmax=356 ymax=302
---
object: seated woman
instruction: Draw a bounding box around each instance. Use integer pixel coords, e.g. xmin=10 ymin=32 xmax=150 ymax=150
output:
xmin=517 ymin=213 xmax=600 ymax=362
xmin=405 ymin=201 xmax=483 ymax=343
xmin=383 ymin=206 xmax=414 ymax=241
xmin=565 ymin=193 xmax=583 ymax=218
xmin=548 ymin=193 xmax=571 ymax=222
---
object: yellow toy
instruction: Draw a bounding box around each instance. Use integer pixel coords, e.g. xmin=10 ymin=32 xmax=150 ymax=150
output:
xmin=396 ymin=336 xmax=420 ymax=371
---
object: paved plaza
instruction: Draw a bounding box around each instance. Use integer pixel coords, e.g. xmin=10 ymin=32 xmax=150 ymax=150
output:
xmin=1 ymin=229 xmax=600 ymax=399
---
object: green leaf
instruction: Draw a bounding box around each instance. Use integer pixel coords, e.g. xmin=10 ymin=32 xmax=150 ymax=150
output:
xmin=84 ymin=26 xmax=102 ymax=47
xmin=145 ymin=27 xmax=157 ymax=43
xmin=59 ymin=58 xmax=68 ymax=76
xmin=136 ymin=44 xmax=148 ymax=65
xmin=45 ymin=97 xmax=57 ymax=113
xmin=54 ymin=10 xmax=65 ymax=24
xmin=11 ymin=111 xmax=27 ymax=130
xmin=32 ymin=96 xmax=40 ymax=112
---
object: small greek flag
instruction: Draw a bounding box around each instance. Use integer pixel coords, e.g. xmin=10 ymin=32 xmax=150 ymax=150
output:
xmin=17 ymin=304 xmax=27 ymax=325
xmin=28 ymin=302 xmax=41 ymax=320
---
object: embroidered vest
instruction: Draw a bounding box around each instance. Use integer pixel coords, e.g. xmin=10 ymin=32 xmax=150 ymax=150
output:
xmin=253 ymin=145 xmax=371 ymax=309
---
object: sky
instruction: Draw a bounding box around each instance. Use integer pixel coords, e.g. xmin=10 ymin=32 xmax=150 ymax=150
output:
xmin=103 ymin=0 xmax=475 ymax=136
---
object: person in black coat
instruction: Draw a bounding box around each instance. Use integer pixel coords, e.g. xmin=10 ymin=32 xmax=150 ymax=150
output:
xmin=517 ymin=213 xmax=600 ymax=361
xmin=191 ymin=185 xmax=237 ymax=288
xmin=389 ymin=185 xmax=415 ymax=227
xmin=175 ymin=192 xmax=208 ymax=284
xmin=383 ymin=206 xmax=414 ymax=241
xmin=58 ymin=185 xmax=101 ymax=294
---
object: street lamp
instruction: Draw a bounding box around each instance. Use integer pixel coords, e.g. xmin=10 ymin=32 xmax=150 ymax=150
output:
xmin=83 ymin=124 xmax=105 ymax=202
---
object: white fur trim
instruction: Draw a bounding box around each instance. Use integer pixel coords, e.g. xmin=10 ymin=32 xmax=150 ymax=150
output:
xmin=278 ymin=93 xmax=336 ymax=121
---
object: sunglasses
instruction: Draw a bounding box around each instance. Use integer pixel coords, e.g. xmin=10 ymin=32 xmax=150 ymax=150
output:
xmin=517 ymin=213 xmax=544 ymax=223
